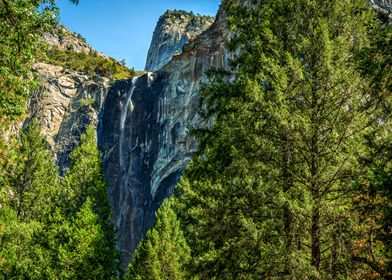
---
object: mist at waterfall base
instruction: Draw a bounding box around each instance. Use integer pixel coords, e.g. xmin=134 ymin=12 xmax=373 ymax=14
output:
xmin=57 ymin=0 xmax=220 ymax=70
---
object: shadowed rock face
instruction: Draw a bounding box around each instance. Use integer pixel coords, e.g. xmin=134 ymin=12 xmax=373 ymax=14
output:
xmin=98 ymin=73 xmax=183 ymax=266
xmin=26 ymin=8 xmax=228 ymax=267
xmin=369 ymin=0 xmax=392 ymax=15
xmin=98 ymin=8 xmax=230 ymax=266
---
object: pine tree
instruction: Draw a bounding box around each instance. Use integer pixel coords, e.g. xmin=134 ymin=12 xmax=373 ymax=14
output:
xmin=127 ymin=199 xmax=191 ymax=280
xmin=352 ymin=10 xmax=392 ymax=278
xmin=62 ymin=125 xmax=110 ymax=219
xmin=0 ymin=121 xmax=62 ymax=279
xmin=175 ymin=0 xmax=381 ymax=278
xmin=0 ymin=206 xmax=50 ymax=280
xmin=1 ymin=120 xmax=60 ymax=222
xmin=56 ymin=197 xmax=117 ymax=280
xmin=61 ymin=125 xmax=119 ymax=279
xmin=356 ymin=130 xmax=392 ymax=279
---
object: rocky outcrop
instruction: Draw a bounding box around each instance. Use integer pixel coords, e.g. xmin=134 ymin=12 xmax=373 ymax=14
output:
xmin=43 ymin=26 xmax=92 ymax=54
xmin=370 ymin=0 xmax=392 ymax=15
xmin=43 ymin=26 xmax=108 ymax=58
xmin=29 ymin=62 xmax=110 ymax=171
xmin=145 ymin=10 xmax=214 ymax=72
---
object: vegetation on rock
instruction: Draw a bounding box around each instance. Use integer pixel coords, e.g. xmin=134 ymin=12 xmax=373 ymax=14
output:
xmin=162 ymin=9 xmax=214 ymax=23
xmin=44 ymin=48 xmax=137 ymax=80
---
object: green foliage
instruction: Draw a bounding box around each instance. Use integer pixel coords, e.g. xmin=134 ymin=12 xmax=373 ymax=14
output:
xmin=0 ymin=123 xmax=119 ymax=279
xmin=56 ymin=198 xmax=117 ymax=280
xmin=174 ymin=0 xmax=387 ymax=279
xmin=357 ymin=130 xmax=392 ymax=278
xmin=44 ymin=48 xmax=137 ymax=80
xmin=0 ymin=0 xmax=58 ymax=129
xmin=62 ymin=125 xmax=112 ymax=220
xmin=0 ymin=121 xmax=61 ymax=279
xmin=163 ymin=9 xmax=214 ymax=25
xmin=61 ymin=125 xmax=119 ymax=278
xmin=0 ymin=120 xmax=59 ymax=222
xmin=353 ymin=10 xmax=392 ymax=278
xmin=0 ymin=206 xmax=49 ymax=280
xmin=127 ymin=199 xmax=191 ymax=280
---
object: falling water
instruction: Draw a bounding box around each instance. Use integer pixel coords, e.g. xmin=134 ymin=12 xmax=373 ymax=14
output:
xmin=116 ymin=76 xmax=140 ymax=237
xmin=119 ymin=76 xmax=138 ymax=169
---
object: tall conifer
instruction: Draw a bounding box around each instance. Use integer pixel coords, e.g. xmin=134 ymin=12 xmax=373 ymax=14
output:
xmin=127 ymin=199 xmax=191 ymax=280
xmin=1 ymin=120 xmax=59 ymax=221
xmin=60 ymin=125 xmax=119 ymax=279
xmin=0 ymin=120 xmax=60 ymax=279
xmin=176 ymin=0 xmax=381 ymax=278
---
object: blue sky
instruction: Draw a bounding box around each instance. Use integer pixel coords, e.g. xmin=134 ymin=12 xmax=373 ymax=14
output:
xmin=57 ymin=0 xmax=221 ymax=70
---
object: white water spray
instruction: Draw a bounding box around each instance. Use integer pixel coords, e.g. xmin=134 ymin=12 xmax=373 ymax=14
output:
xmin=119 ymin=76 xmax=139 ymax=169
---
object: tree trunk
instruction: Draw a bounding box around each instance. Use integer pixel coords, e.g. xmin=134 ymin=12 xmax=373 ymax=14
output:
xmin=282 ymin=129 xmax=294 ymax=277
xmin=311 ymin=204 xmax=321 ymax=271
xmin=310 ymin=92 xmax=321 ymax=272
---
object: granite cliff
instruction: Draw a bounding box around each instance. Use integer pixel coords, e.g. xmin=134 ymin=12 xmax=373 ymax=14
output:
xmin=30 ymin=62 xmax=110 ymax=171
xmin=145 ymin=10 xmax=214 ymax=72
xmin=43 ymin=26 xmax=96 ymax=56
xmin=99 ymin=7 xmax=229 ymax=266
xmin=28 ymin=28 xmax=132 ymax=172
xmin=370 ymin=0 xmax=392 ymax=15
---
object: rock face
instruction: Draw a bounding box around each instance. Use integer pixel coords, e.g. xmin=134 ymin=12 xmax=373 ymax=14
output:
xmin=29 ymin=62 xmax=110 ymax=171
xmin=145 ymin=10 xmax=215 ymax=72
xmin=99 ymin=7 xmax=230 ymax=267
xmin=43 ymin=26 xmax=107 ymax=58
xmin=370 ymin=0 xmax=392 ymax=15
xmin=43 ymin=26 xmax=92 ymax=55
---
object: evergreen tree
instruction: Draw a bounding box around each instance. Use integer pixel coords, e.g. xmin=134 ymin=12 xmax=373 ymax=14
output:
xmin=356 ymin=129 xmax=392 ymax=279
xmin=1 ymin=120 xmax=59 ymax=221
xmin=0 ymin=121 xmax=62 ymax=279
xmin=176 ymin=0 xmax=382 ymax=278
xmin=56 ymin=198 xmax=117 ymax=279
xmin=127 ymin=199 xmax=191 ymax=280
xmin=62 ymin=125 xmax=109 ymax=216
xmin=0 ymin=206 xmax=50 ymax=280
xmin=61 ymin=125 xmax=119 ymax=279
xmin=352 ymin=10 xmax=392 ymax=278
xmin=0 ymin=124 xmax=120 ymax=279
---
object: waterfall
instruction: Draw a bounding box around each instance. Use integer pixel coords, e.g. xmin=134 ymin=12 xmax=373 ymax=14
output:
xmin=116 ymin=76 xmax=140 ymax=234
xmin=100 ymin=70 xmax=197 ymax=267
xmin=119 ymin=76 xmax=138 ymax=169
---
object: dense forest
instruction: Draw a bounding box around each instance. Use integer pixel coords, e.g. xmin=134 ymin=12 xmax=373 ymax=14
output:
xmin=0 ymin=0 xmax=391 ymax=279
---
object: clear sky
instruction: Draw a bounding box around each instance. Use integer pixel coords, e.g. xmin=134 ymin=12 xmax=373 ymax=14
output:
xmin=57 ymin=0 xmax=221 ymax=70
